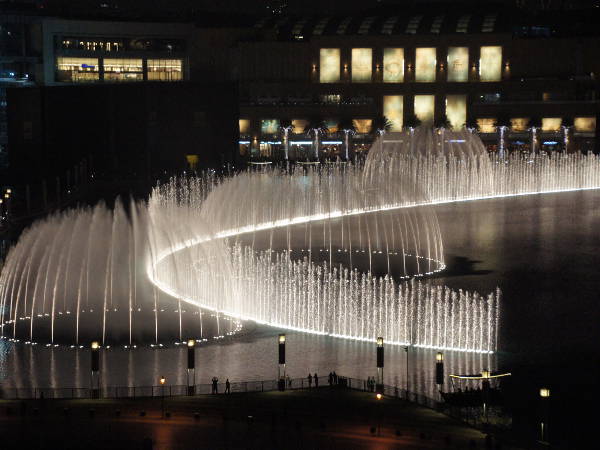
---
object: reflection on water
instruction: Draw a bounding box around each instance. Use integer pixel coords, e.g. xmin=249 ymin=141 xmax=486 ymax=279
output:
xmin=0 ymin=331 xmax=496 ymax=400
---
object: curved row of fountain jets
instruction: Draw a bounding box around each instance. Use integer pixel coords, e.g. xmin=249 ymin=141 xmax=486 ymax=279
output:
xmin=3 ymin=129 xmax=600 ymax=352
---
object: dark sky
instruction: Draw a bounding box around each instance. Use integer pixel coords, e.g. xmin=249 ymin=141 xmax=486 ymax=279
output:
xmin=33 ymin=0 xmax=519 ymax=16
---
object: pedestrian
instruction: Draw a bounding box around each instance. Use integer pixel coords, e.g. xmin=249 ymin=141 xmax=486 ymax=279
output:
xmin=287 ymin=375 xmax=292 ymax=388
xmin=314 ymin=373 xmax=318 ymax=388
xmin=328 ymin=372 xmax=333 ymax=386
xmin=225 ymin=378 xmax=231 ymax=394
xmin=308 ymin=373 xmax=312 ymax=388
xmin=332 ymin=371 xmax=338 ymax=384
xmin=211 ymin=376 xmax=219 ymax=394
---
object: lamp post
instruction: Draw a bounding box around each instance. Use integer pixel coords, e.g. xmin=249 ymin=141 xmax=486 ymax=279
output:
xmin=160 ymin=375 xmax=166 ymax=418
xmin=90 ymin=341 xmax=100 ymax=399
xmin=435 ymin=352 xmax=444 ymax=398
xmin=539 ymin=387 xmax=550 ymax=443
xmin=187 ymin=339 xmax=195 ymax=395
xmin=404 ymin=346 xmax=409 ymax=400
xmin=481 ymin=370 xmax=490 ymax=424
xmin=278 ymin=334 xmax=286 ymax=391
xmin=376 ymin=337 xmax=384 ymax=396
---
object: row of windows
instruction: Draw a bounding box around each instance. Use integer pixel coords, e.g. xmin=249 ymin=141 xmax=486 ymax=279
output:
xmin=240 ymin=115 xmax=597 ymax=135
xmin=55 ymin=57 xmax=183 ymax=83
xmin=319 ymin=46 xmax=503 ymax=83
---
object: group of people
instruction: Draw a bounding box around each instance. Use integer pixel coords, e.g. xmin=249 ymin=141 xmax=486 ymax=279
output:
xmin=365 ymin=376 xmax=378 ymax=392
xmin=328 ymin=371 xmax=339 ymax=385
xmin=306 ymin=372 xmax=319 ymax=387
xmin=210 ymin=377 xmax=231 ymax=394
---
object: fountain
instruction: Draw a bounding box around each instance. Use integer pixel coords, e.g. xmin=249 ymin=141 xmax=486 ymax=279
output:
xmin=3 ymin=128 xmax=600 ymax=352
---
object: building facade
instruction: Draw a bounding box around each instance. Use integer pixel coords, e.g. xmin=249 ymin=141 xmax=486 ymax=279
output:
xmin=222 ymin=8 xmax=600 ymax=159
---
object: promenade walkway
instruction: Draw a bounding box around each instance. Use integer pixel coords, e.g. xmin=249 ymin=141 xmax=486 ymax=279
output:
xmin=0 ymin=386 xmax=521 ymax=450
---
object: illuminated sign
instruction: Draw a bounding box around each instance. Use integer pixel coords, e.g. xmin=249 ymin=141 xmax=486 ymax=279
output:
xmin=383 ymin=48 xmax=404 ymax=83
xmin=446 ymin=95 xmax=467 ymax=129
xmin=352 ymin=48 xmax=372 ymax=83
xmin=383 ymin=95 xmax=404 ymax=131
xmin=479 ymin=46 xmax=502 ymax=82
xmin=414 ymin=95 xmax=435 ymax=125
xmin=320 ymin=48 xmax=340 ymax=83
xmin=415 ymin=47 xmax=436 ymax=82
xmin=447 ymin=47 xmax=468 ymax=82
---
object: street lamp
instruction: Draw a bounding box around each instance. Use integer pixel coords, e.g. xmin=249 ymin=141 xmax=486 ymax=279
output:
xmin=278 ymin=334 xmax=286 ymax=391
xmin=90 ymin=341 xmax=100 ymax=399
xmin=435 ymin=352 xmax=444 ymax=396
xmin=481 ymin=369 xmax=491 ymax=423
xmin=187 ymin=339 xmax=195 ymax=395
xmin=160 ymin=376 xmax=166 ymax=418
xmin=376 ymin=337 xmax=384 ymax=396
xmin=540 ymin=387 xmax=550 ymax=443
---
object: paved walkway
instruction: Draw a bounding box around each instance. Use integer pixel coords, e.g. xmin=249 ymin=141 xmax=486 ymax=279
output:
xmin=0 ymin=387 xmax=513 ymax=449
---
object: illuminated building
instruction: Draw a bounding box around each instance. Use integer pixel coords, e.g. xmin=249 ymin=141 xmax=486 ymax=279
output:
xmin=229 ymin=5 xmax=600 ymax=158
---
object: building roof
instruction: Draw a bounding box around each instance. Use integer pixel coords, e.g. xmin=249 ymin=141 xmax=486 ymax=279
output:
xmin=252 ymin=11 xmax=509 ymax=38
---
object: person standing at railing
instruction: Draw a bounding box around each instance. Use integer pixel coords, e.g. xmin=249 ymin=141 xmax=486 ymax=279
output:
xmin=307 ymin=373 xmax=312 ymax=388
xmin=332 ymin=371 xmax=338 ymax=384
xmin=314 ymin=373 xmax=318 ymax=388
xmin=225 ymin=379 xmax=230 ymax=394
xmin=211 ymin=377 xmax=219 ymax=394
xmin=328 ymin=372 xmax=333 ymax=386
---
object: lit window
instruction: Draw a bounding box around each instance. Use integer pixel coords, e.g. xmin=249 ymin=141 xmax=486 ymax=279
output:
xmin=479 ymin=46 xmax=502 ymax=82
xmin=574 ymin=117 xmax=596 ymax=132
xmin=415 ymin=48 xmax=436 ymax=82
xmin=56 ymin=57 xmax=99 ymax=82
xmin=447 ymin=47 xmax=468 ymax=82
xmin=261 ymin=119 xmax=280 ymax=135
xmin=239 ymin=119 xmax=251 ymax=134
xmin=352 ymin=48 xmax=372 ymax=83
xmin=542 ymin=118 xmax=562 ymax=132
xmin=324 ymin=119 xmax=339 ymax=133
xmin=383 ymin=48 xmax=404 ymax=83
xmin=320 ymin=48 xmax=341 ymax=83
xmin=353 ymin=119 xmax=372 ymax=134
xmin=477 ymin=118 xmax=496 ymax=133
xmin=383 ymin=95 xmax=403 ymax=131
xmin=292 ymin=119 xmax=308 ymax=133
xmin=414 ymin=95 xmax=435 ymax=125
xmin=147 ymin=59 xmax=183 ymax=81
xmin=446 ymin=95 xmax=467 ymax=129
xmin=511 ymin=118 xmax=529 ymax=132
xmin=103 ymin=58 xmax=143 ymax=82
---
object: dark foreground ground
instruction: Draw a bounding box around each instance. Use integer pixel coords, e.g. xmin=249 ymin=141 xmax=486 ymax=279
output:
xmin=0 ymin=387 xmax=514 ymax=450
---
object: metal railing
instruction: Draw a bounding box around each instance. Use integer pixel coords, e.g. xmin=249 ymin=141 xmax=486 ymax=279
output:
xmin=0 ymin=375 xmax=509 ymax=433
